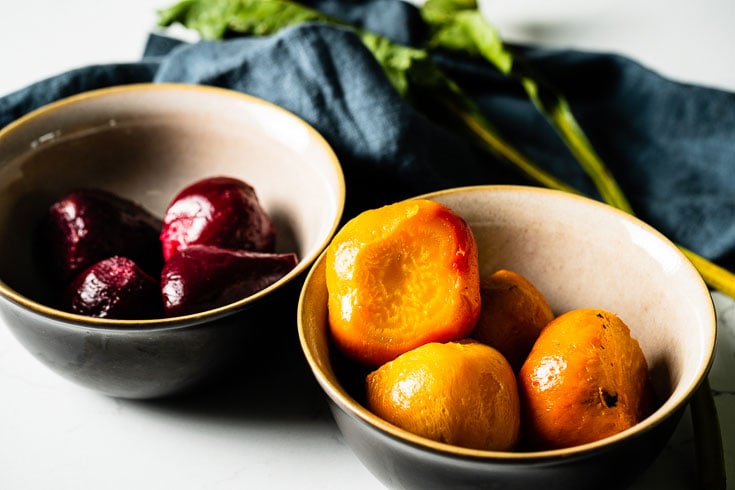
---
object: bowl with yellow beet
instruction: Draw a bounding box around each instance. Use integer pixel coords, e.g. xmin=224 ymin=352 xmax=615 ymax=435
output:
xmin=297 ymin=185 xmax=716 ymax=490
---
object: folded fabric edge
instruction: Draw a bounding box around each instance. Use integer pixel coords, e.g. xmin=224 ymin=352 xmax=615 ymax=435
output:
xmin=0 ymin=62 xmax=160 ymax=130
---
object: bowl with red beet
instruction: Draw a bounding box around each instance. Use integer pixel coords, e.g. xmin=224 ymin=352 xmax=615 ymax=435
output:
xmin=0 ymin=84 xmax=345 ymax=398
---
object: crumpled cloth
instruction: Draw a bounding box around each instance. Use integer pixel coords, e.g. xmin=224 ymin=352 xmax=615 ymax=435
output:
xmin=1 ymin=0 xmax=734 ymax=269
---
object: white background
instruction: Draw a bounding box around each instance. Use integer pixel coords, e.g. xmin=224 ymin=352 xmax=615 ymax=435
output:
xmin=1 ymin=0 xmax=733 ymax=96
xmin=1 ymin=1 xmax=734 ymax=489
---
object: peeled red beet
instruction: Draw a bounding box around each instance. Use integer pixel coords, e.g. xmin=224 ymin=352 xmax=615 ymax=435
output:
xmin=64 ymin=256 xmax=162 ymax=319
xmin=161 ymin=245 xmax=298 ymax=317
xmin=160 ymin=176 xmax=276 ymax=261
xmin=39 ymin=188 xmax=163 ymax=284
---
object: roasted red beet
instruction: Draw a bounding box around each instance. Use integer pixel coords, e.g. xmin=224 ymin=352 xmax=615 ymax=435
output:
xmin=39 ymin=189 xmax=163 ymax=284
xmin=65 ymin=256 xmax=162 ymax=319
xmin=161 ymin=245 xmax=298 ymax=317
xmin=160 ymin=176 xmax=276 ymax=261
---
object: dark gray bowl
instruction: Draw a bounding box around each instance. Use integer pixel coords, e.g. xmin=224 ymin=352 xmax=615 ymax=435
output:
xmin=298 ymin=186 xmax=716 ymax=490
xmin=0 ymin=84 xmax=345 ymax=399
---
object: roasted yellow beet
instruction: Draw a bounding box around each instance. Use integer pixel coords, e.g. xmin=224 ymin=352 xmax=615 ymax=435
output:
xmin=326 ymin=199 xmax=481 ymax=366
xmin=366 ymin=340 xmax=521 ymax=451
xmin=471 ymin=269 xmax=554 ymax=371
xmin=518 ymin=308 xmax=654 ymax=450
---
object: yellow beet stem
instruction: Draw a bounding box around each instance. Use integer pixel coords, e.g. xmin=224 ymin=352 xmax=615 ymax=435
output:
xmin=443 ymin=96 xmax=579 ymax=195
xmin=680 ymin=247 xmax=735 ymax=299
xmin=534 ymin=87 xmax=634 ymax=214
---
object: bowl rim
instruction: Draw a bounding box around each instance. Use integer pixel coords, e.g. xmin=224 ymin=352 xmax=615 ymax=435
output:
xmin=0 ymin=82 xmax=346 ymax=330
xmin=297 ymin=184 xmax=718 ymax=461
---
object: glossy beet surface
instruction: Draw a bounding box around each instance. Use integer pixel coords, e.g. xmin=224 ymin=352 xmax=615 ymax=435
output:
xmin=160 ymin=177 xmax=276 ymax=261
xmin=161 ymin=245 xmax=298 ymax=317
xmin=65 ymin=256 xmax=162 ymax=319
xmin=39 ymin=189 xmax=163 ymax=284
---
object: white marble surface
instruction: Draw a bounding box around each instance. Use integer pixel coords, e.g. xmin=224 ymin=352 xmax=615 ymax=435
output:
xmin=1 ymin=1 xmax=734 ymax=489
xmin=479 ymin=0 xmax=735 ymax=93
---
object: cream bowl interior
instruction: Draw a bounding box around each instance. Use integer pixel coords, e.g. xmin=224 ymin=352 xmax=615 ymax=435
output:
xmin=298 ymin=185 xmax=716 ymax=488
xmin=0 ymin=83 xmax=345 ymax=321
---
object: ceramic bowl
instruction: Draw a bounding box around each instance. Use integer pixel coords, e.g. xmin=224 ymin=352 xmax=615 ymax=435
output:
xmin=0 ymin=83 xmax=344 ymax=399
xmin=298 ymin=185 xmax=716 ymax=490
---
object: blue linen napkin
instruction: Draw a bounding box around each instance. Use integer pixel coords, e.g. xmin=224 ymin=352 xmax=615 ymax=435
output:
xmin=1 ymin=0 xmax=734 ymax=271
